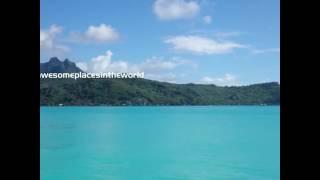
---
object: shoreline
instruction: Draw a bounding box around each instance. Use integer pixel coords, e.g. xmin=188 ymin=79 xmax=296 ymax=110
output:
xmin=40 ymin=104 xmax=280 ymax=107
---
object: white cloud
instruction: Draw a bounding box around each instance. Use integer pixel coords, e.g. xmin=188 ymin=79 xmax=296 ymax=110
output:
xmin=145 ymin=72 xmax=191 ymax=83
xmin=141 ymin=58 xmax=178 ymax=71
xmin=146 ymin=73 xmax=178 ymax=83
xmin=200 ymin=73 xmax=239 ymax=86
xmin=40 ymin=25 xmax=70 ymax=58
xmin=76 ymin=51 xmax=197 ymax=83
xmin=214 ymin=31 xmax=242 ymax=38
xmin=68 ymin=24 xmax=120 ymax=43
xmin=76 ymin=62 xmax=88 ymax=72
xmin=252 ymin=48 xmax=280 ymax=54
xmin=153 ymin=0 xmax=200 ymax=20
xmin=40 ymin=25 xmax=62 ymax=48
xmin=140 ymin=56 xmax=196 ymax=73
xmin=78 ymin=50 xmax=133 ymax=73
xmin=42 ymin=24 xmax=120 ymax=47
xmin=85 ymin=24 xmax=120 ymax=42
xmin=40 ymin=25 xmax=68 ymax=50
xmin=164 ymin=35 xmax=244 ymax=55
xmin=203 ymin=15 xmax=212 ymax=24
xmin=76 ymin=51 xmax=193 ymax=74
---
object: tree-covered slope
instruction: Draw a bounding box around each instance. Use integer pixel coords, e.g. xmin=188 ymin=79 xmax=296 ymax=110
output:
xmin=40 ymin=78 xmax=280 ymax=106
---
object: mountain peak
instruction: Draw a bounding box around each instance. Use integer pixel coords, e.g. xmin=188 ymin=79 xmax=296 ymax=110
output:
xmin=48 ymin=57 xmax=61 ymax=63
xmin=64 ymin=59 xmax=70 ymax=63
xmin=40 ymin=57 xmax=83 ymax=73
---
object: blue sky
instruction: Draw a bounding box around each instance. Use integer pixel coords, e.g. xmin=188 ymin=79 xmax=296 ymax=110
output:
xmin=40 ymin=0 xmax=279 ymax=85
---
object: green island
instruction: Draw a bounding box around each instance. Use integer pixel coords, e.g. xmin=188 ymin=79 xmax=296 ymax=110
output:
xmin=40 ymin=58 xmax=280 ymax=106
xmin=40 ymin=79 xmax=280 ymax=106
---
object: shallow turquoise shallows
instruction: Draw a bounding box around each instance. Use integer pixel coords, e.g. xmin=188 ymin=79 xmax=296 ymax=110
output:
xmin=41 ymin=106 xmax=280 ymax=180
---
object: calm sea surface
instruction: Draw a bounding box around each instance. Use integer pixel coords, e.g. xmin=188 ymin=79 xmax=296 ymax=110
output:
xmin=41 ymin=106 xmax=280 ymax=180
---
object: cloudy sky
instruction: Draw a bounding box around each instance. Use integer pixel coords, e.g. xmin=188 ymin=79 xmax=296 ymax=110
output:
xmin=40 ymin=0 xmax=279 ymax=85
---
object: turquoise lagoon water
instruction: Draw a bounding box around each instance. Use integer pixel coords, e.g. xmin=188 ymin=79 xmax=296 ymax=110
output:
xmin=41 ymin=106 xmax=280 ymax=180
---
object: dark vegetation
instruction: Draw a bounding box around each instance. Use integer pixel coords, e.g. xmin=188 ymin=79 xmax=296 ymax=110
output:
xmin=40 ymin=78 xmax=279 ymax=106
xmin=40 ymin=58 xmax=280 ymax=106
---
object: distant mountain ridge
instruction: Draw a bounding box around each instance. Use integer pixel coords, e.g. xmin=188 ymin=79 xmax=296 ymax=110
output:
xmin=40 ymin=57 xmax=83 ymax=73
xmin=40 ymin=58 xmax=280 ymax=106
